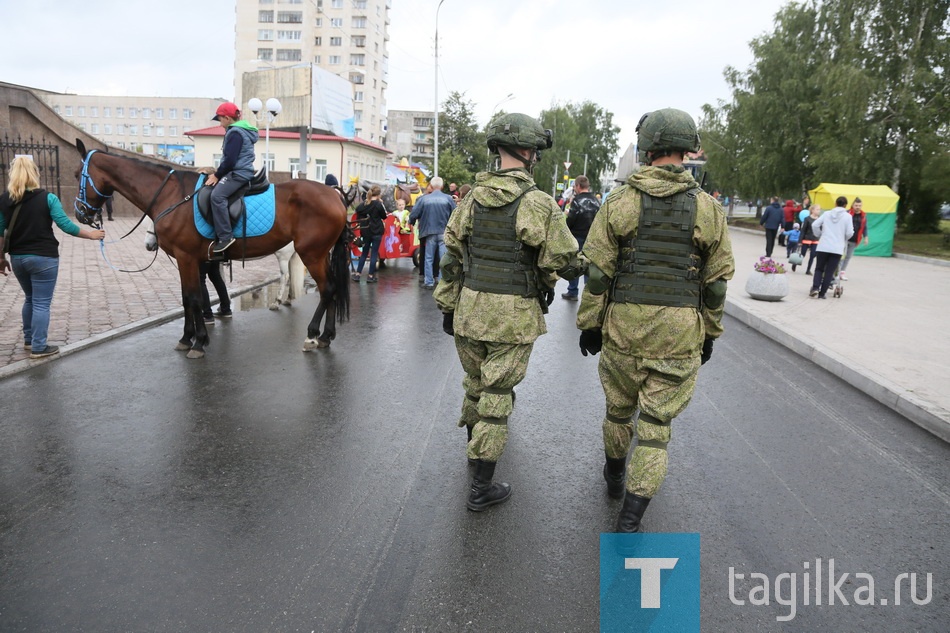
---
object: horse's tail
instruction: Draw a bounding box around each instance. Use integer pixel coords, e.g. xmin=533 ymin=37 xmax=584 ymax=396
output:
xmin=330 ymin=224 xmax=352 ymax=323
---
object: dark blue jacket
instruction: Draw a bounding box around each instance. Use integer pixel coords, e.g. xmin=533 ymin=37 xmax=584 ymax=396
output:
xmin=409 ymin=190 xmax=456 ymax=238
xmin=760 ymin=202 xmax=784 ymax=230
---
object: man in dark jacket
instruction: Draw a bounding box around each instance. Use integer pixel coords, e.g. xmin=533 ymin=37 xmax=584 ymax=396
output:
xmin=409 ymin=176 xmax=456 ymax=287
xmin=759 ymin=197 xmax=784 ymax=257
xmin=561 ymin=175 xmax=600 ymax=300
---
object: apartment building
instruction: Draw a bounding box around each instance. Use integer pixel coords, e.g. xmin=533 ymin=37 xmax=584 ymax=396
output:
xmin=384 ymin=109 xmax=434 ymax=163
xmin=35 ymin=90 xmax=223 ymax=166
xmin=234 ymin=0 xmax=390 ymax=143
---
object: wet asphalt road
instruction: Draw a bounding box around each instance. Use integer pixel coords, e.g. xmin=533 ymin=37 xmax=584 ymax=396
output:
xmin=1 ymin=259 xmax=947 ymax=632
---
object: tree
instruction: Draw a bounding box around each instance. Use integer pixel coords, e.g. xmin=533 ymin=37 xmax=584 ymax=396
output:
xmin=699 ymin=0 xmax=950 ymax=231
xmin=535 ymin=101 xmax=620 ymax=195
xmin=432 ymin=91 xmax=486 ymax=183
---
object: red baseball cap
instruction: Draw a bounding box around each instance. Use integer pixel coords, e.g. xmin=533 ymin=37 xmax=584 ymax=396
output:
xmin=212 ymin=102 xmax=240 ymax=121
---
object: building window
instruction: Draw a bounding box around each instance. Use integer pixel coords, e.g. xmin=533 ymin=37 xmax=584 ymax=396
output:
xmin=156 ymin=126 xmax=165 ymax=137
xmin=350 ymin=73 xmax=364 ymax=84
xmin=129 ymin=125 xmax=138 ymax=135
xmin=313 ymin=159 xmax=327 ymax=182
xmin=53 ymin=105 xmax=61 ymax=115
xmin=354 ymin=110 xmax=362 ymax=122
xmin=90 ymin=107 xmax=98 ymax=117
xmin=314 ymin=55 xmax=322 ymax=64
xmin=91 ymin=124 xmax=100 ymax=134
xmin=143 ymin=125 xmax=151 ymax=136
xmin=350 ymin=54 xmax=365 ymax=66
xmin=352 ymin=36 xmax=365 ymax=47
xmin=354 ymin=91 xmax=363 ymax=102
xmin=330 ymin=18 xmax=342 ymax=27
xmin=117 ymin=124 xmax=126 ymax=135
xmin=278 ymin=30 xmax=301 ymax=41
xmin=64 ymin=106 xmax=73 ymax=116
xmin=352 ymin=16 xmax=366 ymax=28
xmin=169 ymin=126 xmax=178 ymax=136
xmin=259 ymin=29 xmax=274 ymax=40
xmin=259 ymin=10 xmax=274 ymax=22
xmin=276 ymin=48 xmax=302 ymax=61
xmin=259 ymin=0 xmax=273 ymax=3
xmin=277 ymin=11 xmax=302 ymax=23
xmin=103 ymin=107 xmax=111 ymax=118
xmin=329 ymin=55 xmax=341 ymax=65
xmin=78 ymin=123 xmax=87 ymax=131
xmin=213 ymin=153 xmax=222 ymax=169
xmin=314 ymin=36 xmax=322 ymax=45
xmin=129 ymin=108 xmax=137 ymax=118
xmin=116 ymin=107 xmax=124 ymax=117
xmin=315 ymin=18 xmax=322 ymax=27
xmin=258 ymin=47 xmax=274 ymax=61
xmin=183 ymin=109 xmax=192 ymax=120
xmin=330 ymin=36 xmax=342 ymax=46
xmin=261 ymin=153 xmax=275 ymax=171
xmin=331 ymin=0 xmax=343 ymax=7
xmin=78 ymin=106 xmax=86 ymax=116
xmin=155 ymin=108 xmax=163 ymax=119
xmin=169 ymin=108 xmax=177 ymax=119
xmin=289 ymin=157 xmax=301 ymax=177
xmin=354 ymin=0 xmax=367 ymax=8
xmin=142 ymin=108 xmax=151 ymax=119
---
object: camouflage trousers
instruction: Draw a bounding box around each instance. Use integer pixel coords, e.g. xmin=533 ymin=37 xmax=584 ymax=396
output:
xmin=598 ymin=349 xmax=700 ymax=498
xmin=454 ymin=335 xmax=534 ymax=462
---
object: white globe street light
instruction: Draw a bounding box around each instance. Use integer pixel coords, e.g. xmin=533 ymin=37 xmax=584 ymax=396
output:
xmin=248 ymin=97 xmax=282 ymax=174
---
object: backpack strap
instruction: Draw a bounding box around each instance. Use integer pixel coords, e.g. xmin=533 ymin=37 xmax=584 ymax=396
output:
xmin=3 ymin=202 xmax=24 ymax=255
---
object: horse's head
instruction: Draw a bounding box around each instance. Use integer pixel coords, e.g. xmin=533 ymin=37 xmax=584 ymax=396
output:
xmin=73 ymin=138 xmax=114 ymax=227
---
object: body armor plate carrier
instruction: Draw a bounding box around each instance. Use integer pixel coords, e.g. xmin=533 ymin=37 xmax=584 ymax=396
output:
xmin=611 ymin=188 xmax=704 ymax=308
xmin=463 ymin=184 xmax=541 ymax=297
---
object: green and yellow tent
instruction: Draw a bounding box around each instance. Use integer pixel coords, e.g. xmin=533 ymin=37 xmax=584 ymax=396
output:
xmin=808 ymin=183 xmax=899 ymax=257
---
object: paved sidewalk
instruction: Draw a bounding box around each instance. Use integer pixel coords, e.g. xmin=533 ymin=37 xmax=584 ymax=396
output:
xmin=725 ymin=227 xmax=950 ymax=441
xmin=0 ymin=216 xmax=279 ymax=375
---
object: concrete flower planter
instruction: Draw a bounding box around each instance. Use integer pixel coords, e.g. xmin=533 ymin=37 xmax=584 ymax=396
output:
xmin=745 ymin=272 xmax=789 ymax=301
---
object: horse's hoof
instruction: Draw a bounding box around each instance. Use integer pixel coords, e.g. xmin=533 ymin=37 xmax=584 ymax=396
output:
xmin=282 ymin=300 xmax=292 ymax=306
xmin=303 ymin=339 xmax=319 ymax=352
xmin=269 ymin=303 xmax=279 ymax=311
xmin=186 ymin=349 xmax=205 ymax=359
xmin=317 ymin=338 xmax=331 ymax=348
xmin=175 ymin=342 xmax=190 ymax=351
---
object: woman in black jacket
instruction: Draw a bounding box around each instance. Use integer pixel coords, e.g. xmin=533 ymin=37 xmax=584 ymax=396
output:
xmin=799 ymin=204 xmax=821 ymax=275
xmin=352 ymin=184 xmax=388 ymax=283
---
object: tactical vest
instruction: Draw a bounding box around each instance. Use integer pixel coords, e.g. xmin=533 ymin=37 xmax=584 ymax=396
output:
xmin=463 ymin=185 xmax=540 ymax=297
xmin=611 ymin=188 xmax=703 ymax=309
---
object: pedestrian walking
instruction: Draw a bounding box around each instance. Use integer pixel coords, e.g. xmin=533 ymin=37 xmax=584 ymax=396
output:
xmin=759 ymin=197 xmax=783 ymax=257
xmin=0 ymin=156 xmax=106 ymax=358
xmin=809 ymin=196 xmax=854 ymax=299
xmin=434 ymin=112 xmax=584 ymax=512
xmin=839 ymin=197 xmax=869 ymax=280
xmin=576 ymin=109 xmax=735 ymax=533
xmin=200 ymin=261 xmax=231 ymax=324
xmin=352 ymin=184 xmax=387 ymax=283
xmin=409 ymin=177 xmax=456 ymax=288
xmin=799 ymin=204 xmax=821 ymax=274
xmin=561 ymin=174 xmax=600 ymax=301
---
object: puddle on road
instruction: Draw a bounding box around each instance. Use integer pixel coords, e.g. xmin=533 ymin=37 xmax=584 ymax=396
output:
xmin=238 ymin=281 xmax=318 ymax=311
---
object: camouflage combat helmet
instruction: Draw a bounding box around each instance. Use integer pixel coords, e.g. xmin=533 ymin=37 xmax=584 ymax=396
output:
xmin=486 ymin=113 xmax=553 ymax=155
xmin=636 ymin=108 xmax=700 ymax=164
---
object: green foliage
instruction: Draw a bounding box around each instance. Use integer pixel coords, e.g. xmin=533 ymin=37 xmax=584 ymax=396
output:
xmin=535 ymin=101 xmax=620 ymax=195
xmin=436 ymin=91 xmax=486 ymax=182
xmin=700 ymin=0 xmax=950 ymax=231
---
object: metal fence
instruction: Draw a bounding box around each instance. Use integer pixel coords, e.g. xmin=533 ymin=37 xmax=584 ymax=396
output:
xmin=0 ymin=134 xmax=61 ymax=198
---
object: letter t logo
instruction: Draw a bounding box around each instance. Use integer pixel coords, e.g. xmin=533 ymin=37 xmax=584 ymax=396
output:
xmin=625 ymin=558 xmax=679 ymax=608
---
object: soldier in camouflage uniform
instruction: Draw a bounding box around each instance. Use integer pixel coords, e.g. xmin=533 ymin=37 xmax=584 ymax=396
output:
xmin=434 ymin=112 xmax=584 ymax=512
xmin=576 ymin=108 xmax=735 ymax=532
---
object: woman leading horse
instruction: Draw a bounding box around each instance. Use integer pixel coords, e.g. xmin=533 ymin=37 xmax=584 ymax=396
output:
xmin=73 ymin=139 xmax=350 ymax=358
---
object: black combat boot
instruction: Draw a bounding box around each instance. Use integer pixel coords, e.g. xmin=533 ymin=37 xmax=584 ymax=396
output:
xmin=616 ymin=494 xmax=651 ymax=533
xmin=603 ymin=456 xmax=626 ymax=499
xmin=467 ymin=460 xmax=512 ymax=511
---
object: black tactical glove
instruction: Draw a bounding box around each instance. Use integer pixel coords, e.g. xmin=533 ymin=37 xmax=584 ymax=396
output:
xmin=544 ymin=288 xmax=555 ymax=306
xmin=579 ymin=329 xmax=603 ymax=357
xmin=701 ymin=338 xmax=714 ymax=365
xmin=442 ymin=312 xmax=455 ymax=336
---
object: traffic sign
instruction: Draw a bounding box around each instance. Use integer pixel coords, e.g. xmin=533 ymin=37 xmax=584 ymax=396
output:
xmin=564 ymin=161 xmax=572 ymax=170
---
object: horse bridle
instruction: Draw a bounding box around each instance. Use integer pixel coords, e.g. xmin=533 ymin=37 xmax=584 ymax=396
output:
xmin=75 ymin=149 xmax=114 ymax=227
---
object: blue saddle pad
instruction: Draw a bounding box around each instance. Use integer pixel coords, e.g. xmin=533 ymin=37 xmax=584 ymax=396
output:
xmin=193 ymin=174 xmax=277 ymax=239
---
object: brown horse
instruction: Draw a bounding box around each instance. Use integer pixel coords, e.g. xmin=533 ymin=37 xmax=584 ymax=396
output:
xmin=73 ymin=139 xmax=350 ymax=358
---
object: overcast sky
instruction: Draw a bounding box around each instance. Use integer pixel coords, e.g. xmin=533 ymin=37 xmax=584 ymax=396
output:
xmin=3 ymin=0 xmax=790 ymax=152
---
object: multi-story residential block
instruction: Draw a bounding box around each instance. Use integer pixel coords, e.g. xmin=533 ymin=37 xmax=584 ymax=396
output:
xmin=234 ymin=0 xmax=390 ymax=143
xmin=384 ymin=109 xmax=434 ymax=163
xmin=34 ymin=90 xmax=224 ymax=166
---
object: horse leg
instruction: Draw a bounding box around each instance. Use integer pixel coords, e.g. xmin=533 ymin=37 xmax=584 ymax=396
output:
xmin=271 ymin=244 xmax=293 ymax=310
xmin=288 ymin=251 xmax=305 ymax=304
xmin=176 ymin=258 xmax=208 ymax=359
xmin=300 ymin=255 xmax=331 ymax=351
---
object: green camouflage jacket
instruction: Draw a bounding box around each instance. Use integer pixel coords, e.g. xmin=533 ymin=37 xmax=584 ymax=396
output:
xmin=434 ymin=168 xmax=579 ymax=344
xmin=576 ymin=165 xmax=735 ymax=358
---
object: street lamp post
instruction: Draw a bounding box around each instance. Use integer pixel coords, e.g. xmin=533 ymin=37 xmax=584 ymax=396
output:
xmin=247 ymin=97 xmax=282 ymax=174
xmin=434 ymin=0 xmax=447 ymax=178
